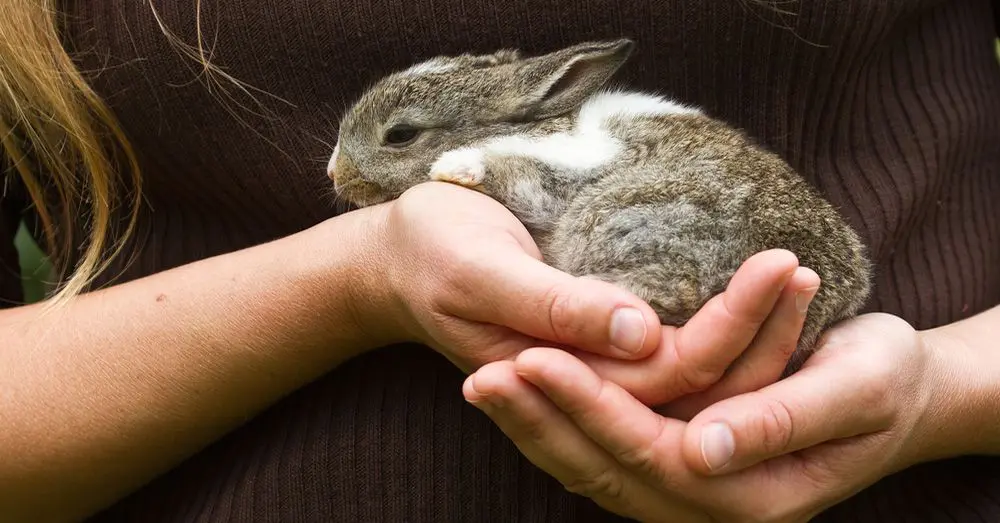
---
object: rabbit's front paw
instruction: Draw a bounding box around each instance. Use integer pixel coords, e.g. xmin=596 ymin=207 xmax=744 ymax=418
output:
xmin=429 ymin=148 xmax=486 ymax=187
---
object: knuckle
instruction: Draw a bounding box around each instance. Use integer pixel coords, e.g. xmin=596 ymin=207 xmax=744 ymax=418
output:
xmin=722 ymin=291 xmax=768 ymax=331
xmin=517 ymin=414 xmax=551 ymax=445
xmin=543 ymin=284 xmax=585 ymax=341
xmin=754 ymin=397 xmax=796 ymax=456
xmin=613 ymin=440 xmax=658 ymax=475
xmin=562 ymin=467 xmax=625 ymax=500
xmin=611 ymin=432 xmax=676 ymax=489
xmin=798 ymin=455 xmax=840 ymax=491
xmin=558 ymin=375 xmax=610 ymax=422
xmin=679 ymin=362 xmax=727 ymax=393
xmin=772 ymin=338 xmax=799 ymax=360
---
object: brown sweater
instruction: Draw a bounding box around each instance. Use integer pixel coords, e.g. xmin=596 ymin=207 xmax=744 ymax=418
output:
xmin=1 ymin=0 xmax=998 ymax=521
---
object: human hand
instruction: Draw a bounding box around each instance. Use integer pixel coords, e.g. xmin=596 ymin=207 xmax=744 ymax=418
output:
xmin=354 ymin=181 xmax=819 ymax=399
xmin=571 ymin=250 xmax=821 ymax=410
xmin=349 ymin=181 xmax=664 ymax=372
xmin=464 ymin=313 xmax=944 ymax=522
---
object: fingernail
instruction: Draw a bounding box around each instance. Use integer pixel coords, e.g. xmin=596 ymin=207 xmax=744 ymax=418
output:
xmin=465 ymin=375 xmax=504 ymax=410
xmin=796 ymin=287 xmax=819 ymax=314
xmin=609 ymin=307 xmax=647 ymax=355
xmin=700 ymin=422 xmax=735 ymax=472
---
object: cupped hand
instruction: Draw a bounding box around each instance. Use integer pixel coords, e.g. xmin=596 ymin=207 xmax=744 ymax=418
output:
xmin=573 ymin=251 xmax=821 ymax=410
xmin=464 ymin=313 xmax=942 ymax=522
xmin=352 ymin=181 xmax=664 ymax=372
xmin=356 ymin=181 xmax=819 ymax=400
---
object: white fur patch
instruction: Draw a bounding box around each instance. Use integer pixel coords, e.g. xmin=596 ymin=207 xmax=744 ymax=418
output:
xmin=578 ymin=91 xmax=701 ymax=130
xmin=429 ymin=147 xmax=486 ymax=186
xmin=426 ymin=91 xmax=701 ymax=182
xmin=403 ymin=59 xmax=457 ymax=76
xmin=485 ymin=132 xmax=621 ymax=172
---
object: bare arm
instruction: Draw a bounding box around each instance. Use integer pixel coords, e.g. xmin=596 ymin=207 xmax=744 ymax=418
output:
xmin=0 ymin=208 xmax=384 ymax=522
xmin=917 ymin=304 xmax=1000 ymax=460
xmin=0 ymin=183 xmax=670 ymax=522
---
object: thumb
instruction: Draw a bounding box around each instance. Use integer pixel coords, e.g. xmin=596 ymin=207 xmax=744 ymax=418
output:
xmin=681 ymin=358 xmax=893 ymax=475
xmin=461 ymin=248 xmax=662 ymax=360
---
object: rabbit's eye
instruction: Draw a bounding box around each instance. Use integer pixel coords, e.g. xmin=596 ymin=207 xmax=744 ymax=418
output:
xmin=383 ymin=125 xmax=421 ymax=147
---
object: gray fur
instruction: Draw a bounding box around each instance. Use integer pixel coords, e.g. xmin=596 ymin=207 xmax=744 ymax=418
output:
xmin=329 ymin=39 xmax=872 ymax=372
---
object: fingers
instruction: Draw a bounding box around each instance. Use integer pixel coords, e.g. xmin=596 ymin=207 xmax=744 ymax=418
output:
xmin=577 ymin=250 xmax=799 ymax=405
xmin=463 ymin=361 xmax=686 ymax=518
xmin=448 ymin=249 xmax=662 ymax=360
xmin=727 ymin=267 xmax=820 ymax=386
xmin=464 ymin=361 xmax=619 ymax=485
xmin=683 ymin=357 xmax=894 ymax=476
xmin=513 ymin=348 xmax=691 ymax=487
xmin=671 ymin=250 xmax=799 ymax=390
xmin=661 ymin=267 xmax=820 ymax=419
xmin=481 ymin=348 xmax=861 ymax=521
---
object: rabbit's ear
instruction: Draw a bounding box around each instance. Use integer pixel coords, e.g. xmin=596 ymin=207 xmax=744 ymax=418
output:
xmin=517 ymin=39 xmax=634 ymax=119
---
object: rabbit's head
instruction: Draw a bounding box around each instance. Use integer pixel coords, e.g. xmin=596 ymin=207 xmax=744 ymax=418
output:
xmin=328 ymin=39 xmax=634 ymax=206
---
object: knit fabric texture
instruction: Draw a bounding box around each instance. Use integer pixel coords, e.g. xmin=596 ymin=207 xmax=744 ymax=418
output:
xmin=0 ymin=0 xmax=997 ymax=520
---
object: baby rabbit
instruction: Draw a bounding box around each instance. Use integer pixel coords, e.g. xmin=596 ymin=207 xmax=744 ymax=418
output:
xmin=328 ymin=39 xmax=871 ymax=371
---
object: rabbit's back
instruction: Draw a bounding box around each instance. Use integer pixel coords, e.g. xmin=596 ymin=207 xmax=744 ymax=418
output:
xmin=547 ymin=108 xmax=871 ymax=359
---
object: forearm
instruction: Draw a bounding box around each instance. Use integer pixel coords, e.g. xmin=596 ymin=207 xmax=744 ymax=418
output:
xmin=0 ymin=209 xmax=385 ymax=522
xmin=914 ymin=304 xmax=1000 ymax=461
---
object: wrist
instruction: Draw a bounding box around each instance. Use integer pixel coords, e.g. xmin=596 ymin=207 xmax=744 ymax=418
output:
xmin=906 ymin=324 xmax=1000 ymax=464
xmin=294 ymin=203 xmax=404 ymax=357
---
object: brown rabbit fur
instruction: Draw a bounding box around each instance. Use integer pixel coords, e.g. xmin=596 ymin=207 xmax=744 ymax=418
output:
xmin=328 ymin=39 xmax=872 ymax=371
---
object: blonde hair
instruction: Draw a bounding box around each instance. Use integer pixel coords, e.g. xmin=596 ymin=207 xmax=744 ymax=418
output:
xmin=1 ymin=0 xmax=142 ymax=303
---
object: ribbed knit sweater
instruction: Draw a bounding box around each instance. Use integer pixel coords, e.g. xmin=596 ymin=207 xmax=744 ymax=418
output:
xmin=1 ymin=0 xmax=998 ymax=521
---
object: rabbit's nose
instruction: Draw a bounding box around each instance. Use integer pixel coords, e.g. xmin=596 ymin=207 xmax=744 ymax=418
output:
xmin=326 ymin=142 xmax=341 ymax=180
xmin=328 ymin=144 xmax=361 ymax=187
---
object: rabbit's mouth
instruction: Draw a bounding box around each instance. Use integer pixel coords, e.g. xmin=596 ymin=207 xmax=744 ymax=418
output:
xmin=334 ymin=178 xmax=390 ymax=208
